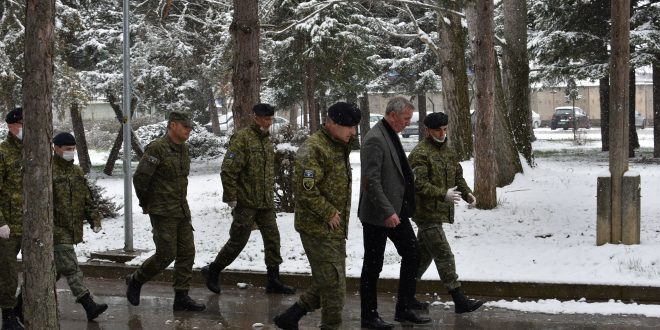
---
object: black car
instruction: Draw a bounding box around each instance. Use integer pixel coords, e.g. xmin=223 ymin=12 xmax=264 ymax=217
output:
xmin=550 ymin=106 xmax=591 ymax=130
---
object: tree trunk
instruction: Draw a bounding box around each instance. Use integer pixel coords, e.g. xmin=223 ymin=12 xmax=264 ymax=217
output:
xmin=70 ymin=102 xmax=91 ymax=173
xmin=416 ymin=93 xmax=427 ymax=141
xmin=654 ymin=61 xmax=660 ymax=158
xmin=289 ymin=104 xmax=299 ymax=129
xmin=502 ymin=0 xmax=534 ymax=166
xmin=600 ymin=75 xmax=610 ymax=151
xmin=359 ymin=91 xmax=371 ymax=141
xmin=494 ymin=58 xmax=523 ymax=187
xmin=22 ymin=0 xmax=59 ymax=328
xmin=303 ymin=59 xmax=319 ymax=133
xmin=103 ymin=92 xmax=143 ymax=175
xmin=231 ymin=0 xmax=260 ymax=131
xmin=628 ymin=69 xmax=639 ymax=157
xmin=467 ymin=0 xmax=497 ymax=209
xmin=209 ymin=94 xmax=220 ymax=136
xmin=437 ymin=0 xmax=472 ymax=160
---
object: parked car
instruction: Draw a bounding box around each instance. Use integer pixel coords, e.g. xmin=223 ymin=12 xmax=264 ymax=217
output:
xmin=550 ymin=106 xmax=590 ymax=130
xmin=401 ymin=112 xmax=420 ymax=138
xmin=635 ymin=111 xmax=647 ymax=129
xmin=532 ymin=111 xmax=541 ymax=129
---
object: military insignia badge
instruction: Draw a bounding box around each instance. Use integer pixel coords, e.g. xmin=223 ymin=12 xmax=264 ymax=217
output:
xmin=227 ymin=152 xmax=236 ymax=159
xmin=144 ymin=155 xmax=159 ymax=165
xmin=303 ymin=169 xmax=314 ymax=190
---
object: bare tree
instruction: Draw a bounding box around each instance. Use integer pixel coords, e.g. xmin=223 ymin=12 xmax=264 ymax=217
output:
xmin=501 ymin=0 xmax=534 ymax=166
xmin=70 ymin=103 xmax=91 ymax=173
xmin=22 ymin=0 xmax=59 ymax=328
xmin=231 ymin=0 xmax=260 ymax=130
xmin=494 ymin=60 xmax=523 ymax=187
xmin=467 ymin=0 xmax=497 ymax=209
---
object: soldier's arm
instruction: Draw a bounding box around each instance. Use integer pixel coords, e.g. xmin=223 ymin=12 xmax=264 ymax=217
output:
xmin=295 ymin=144 xmax=336 ymax=223
xmin=81 ymin=171 xmax=102 ymax=228
xmin=454 ymin=160 xmax=472 ymax=202
xmin=409 ymin=151 xmax=444 ymax=198
xmin=133 ymin=143 xmax=159 ymax=210
xmin=220 ymin=133 xmax=247 ymax=203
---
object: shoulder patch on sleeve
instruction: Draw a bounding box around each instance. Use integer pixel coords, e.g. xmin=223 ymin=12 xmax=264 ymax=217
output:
xmin=303 ymin=169 xmax=314 ymax=178
xmin=144 ymin=155 xmax=159 ymax=165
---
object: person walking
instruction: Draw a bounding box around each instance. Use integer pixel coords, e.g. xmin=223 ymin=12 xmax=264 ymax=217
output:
xmin=0 ymin=108 xmax=25 ymax=330
xmin=125 ymin=111 xmax=205 ymax=312
xmin=408 ymin=112 xmax=483 ymax=314
xmin=358 ymin=97 xmax=431 ymax=329
xmin=202 ymin=104 xmax=295 ymax=295
xmin=51 ymin=132 xmax=108 ymax=321
xmin=273 ymin=102 xmax=361 ymax=330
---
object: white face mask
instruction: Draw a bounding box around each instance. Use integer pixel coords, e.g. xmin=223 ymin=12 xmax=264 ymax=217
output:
xmin=15 ymin=127 xmax=23 ymax=140
xmin=432 ymin=135 xmax=446 ymax=143
xmin=62 ymin=150 xmax=76 ymax=161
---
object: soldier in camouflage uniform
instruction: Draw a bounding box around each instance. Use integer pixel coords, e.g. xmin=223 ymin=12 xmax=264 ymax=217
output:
xmin=202 ymin=104 xmax=295 ymax=295
xmin=125 ymin=111 xmax=205 ymax=312
xmin=274 ymin=102 xmax=361 ymax=330
xmin=408 ymin=112 xmax=483 ymax=314
xmin=51 ymin=132 xmax=108 ymax=321
xmin=0 ymin=108 xmax=24 ymax=330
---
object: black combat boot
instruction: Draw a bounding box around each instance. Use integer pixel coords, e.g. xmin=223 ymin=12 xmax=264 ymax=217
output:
xmin=265 ymin=266 xmax=296 ymax=294
xmin=2 ymin=308 xmax=23 ymax=330
xmin=77 ymin=293 xmax=109 ymax=321
xmin=273 ymin=303 xmax=307 ymax=330
xmin=172 ymin=290 xmax=206 ymax=312
xmin=201 ymin=263 xmax=221 ymax=294
xmin=125 ymin=273 xmax=143 ymax=306
xmin=409 ymin=297 xmax=430 ymax=311
xmin=449 ymin=287 xmax=483 ymax=314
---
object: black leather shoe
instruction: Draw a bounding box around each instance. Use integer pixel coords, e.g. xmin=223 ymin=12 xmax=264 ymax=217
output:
xmin=410 ymin=298 xmax=430 ymax=311
xmin=394 ymin=309 xmax=432 ymax=324
xmin=361 ymin=316 xmax=394 ymax=329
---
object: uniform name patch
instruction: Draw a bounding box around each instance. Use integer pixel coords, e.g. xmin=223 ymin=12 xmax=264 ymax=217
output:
xmin=303 ymin=169 xmax=314 ymax=178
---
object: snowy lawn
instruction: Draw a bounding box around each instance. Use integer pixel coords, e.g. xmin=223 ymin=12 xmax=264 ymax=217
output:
xmin=77 ymin=128 xmax=660 ymax=315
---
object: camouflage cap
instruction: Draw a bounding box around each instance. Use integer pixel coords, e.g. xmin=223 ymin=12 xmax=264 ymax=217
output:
xmin=168 ymin=111 xmax=193 ymax=127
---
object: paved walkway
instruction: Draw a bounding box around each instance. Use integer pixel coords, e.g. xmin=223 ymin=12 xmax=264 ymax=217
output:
xmin=55 ymin=278 xmax=660 ymax=329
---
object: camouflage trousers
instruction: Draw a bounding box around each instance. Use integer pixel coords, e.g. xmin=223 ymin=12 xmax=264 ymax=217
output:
xmin=135 ymin=215 xmax=195 ymax=290
xmin=54 ymin=244 xmax=89 ymax=300
xmin=297 ymin=234 xmax=346 ymax=330
xmin=416 ymin=224 xmax=460 ymax=291
xmin=0 ymin=235 xmax=21 ymax=308
xmin=212 ymin=207 xmax=282 ymax=270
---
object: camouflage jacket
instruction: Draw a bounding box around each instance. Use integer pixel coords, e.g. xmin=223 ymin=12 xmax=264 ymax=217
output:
xmin=134 ymin=134 xmax=191 ymax=218
xmin=221 ymin=124 xmax=274 ymax=209
xmin=52 ymin=155 xmax=102 ymax=244
xmin=294 ymin=127 xmax=352 ymax=239
xmin=0 ymin=134 xmax=23 ymax=235
xmin=408 ymin=136 xmax=471 ymax=226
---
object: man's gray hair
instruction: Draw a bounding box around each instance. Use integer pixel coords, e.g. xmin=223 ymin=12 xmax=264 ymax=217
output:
xmin=385 ymin=96 xmax=415 ymax=114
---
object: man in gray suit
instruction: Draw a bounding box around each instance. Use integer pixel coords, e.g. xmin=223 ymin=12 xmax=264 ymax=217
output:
xmin=358 ymin=96 xmax=431 ymax=329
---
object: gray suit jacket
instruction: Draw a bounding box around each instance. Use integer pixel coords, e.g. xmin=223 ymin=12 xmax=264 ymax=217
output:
xmin=358 ymin=120 xmax=406 ymax=226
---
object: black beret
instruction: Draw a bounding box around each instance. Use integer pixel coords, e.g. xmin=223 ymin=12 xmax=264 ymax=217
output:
xmin=327 ymin=102 xmax=361 ymax=127
xmin=168 ymin=111 xmax=193 ymax=127
xmin=53 ymin=132 xmax=76 ymax=146
xmin=252 ymin=103 xmax=275 ymax=116
xmin=5 ymin=108 xmax=22 ymax=124
xmin=424 ymin=112 xmax=448 ymax=129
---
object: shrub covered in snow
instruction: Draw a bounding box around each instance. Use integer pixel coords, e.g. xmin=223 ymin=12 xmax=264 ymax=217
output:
xmin=271 ymin=125 xmax=309 ymax=212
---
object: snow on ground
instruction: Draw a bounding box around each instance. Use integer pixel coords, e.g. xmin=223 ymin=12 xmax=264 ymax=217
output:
xmin=79 ymin=127 xmax=660 ymax=315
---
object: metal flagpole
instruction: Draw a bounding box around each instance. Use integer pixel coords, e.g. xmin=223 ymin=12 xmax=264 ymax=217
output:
xmin=122 ymin=0 xmax=133 ymax=252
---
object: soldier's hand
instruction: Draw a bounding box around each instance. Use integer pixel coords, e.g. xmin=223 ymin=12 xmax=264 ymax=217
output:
xmin=384 ymin=213 xmax=400 ymax=228
xmin=92 ymin=226 xmax=102 ymax=233
xmin=0 ymin=224 xmax=9 ymax=239
xmin=467 ymin=193 xmax=477 ymax=208
xmin=227 ymin=201 xmax=237 ymax=209
xmin=444 ymin=186 xmax=462 ymax=204
xmin=328 ymin=211 xmax=341 ymax=230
